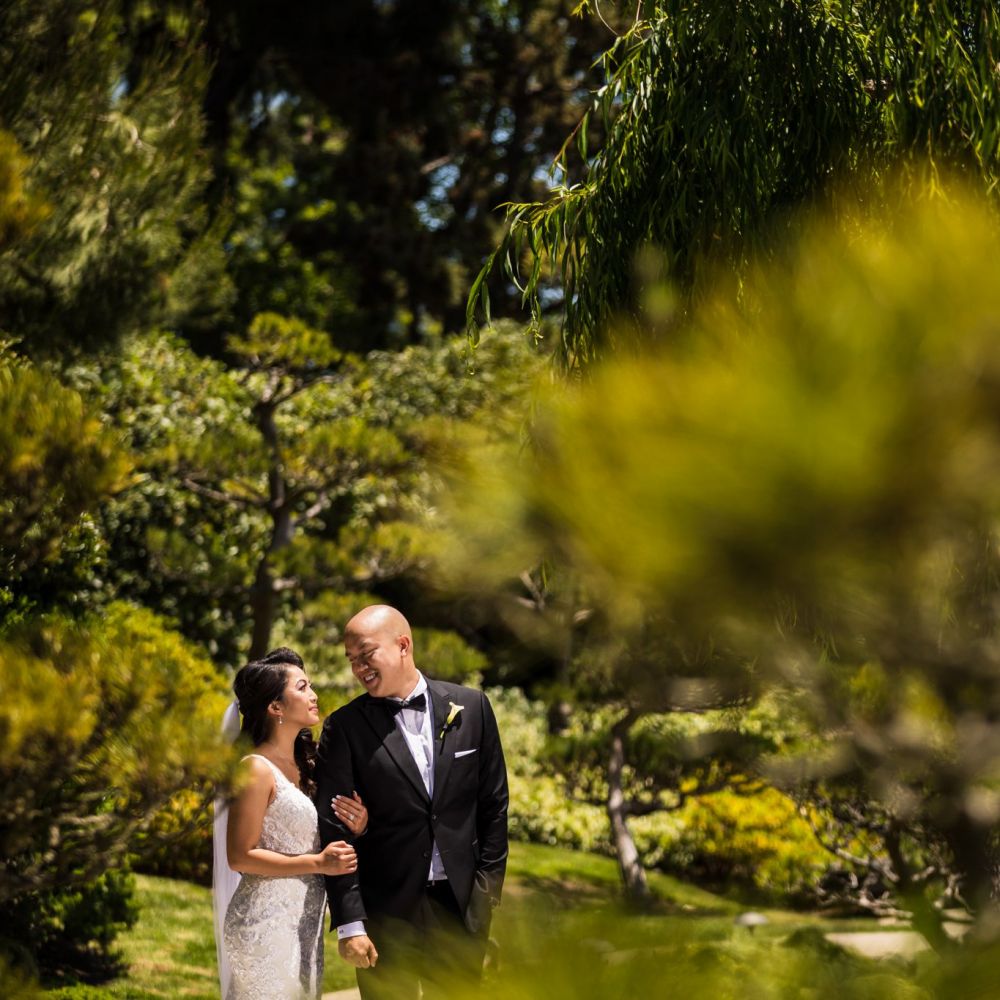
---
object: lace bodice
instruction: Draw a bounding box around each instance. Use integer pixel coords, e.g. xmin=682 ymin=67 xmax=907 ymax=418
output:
xmin=252 ymin=754 xmax=322 ymax=855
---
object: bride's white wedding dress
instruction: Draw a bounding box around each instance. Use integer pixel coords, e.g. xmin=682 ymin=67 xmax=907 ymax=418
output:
xmin=223 ymin=754 xmax=326 ymax=1000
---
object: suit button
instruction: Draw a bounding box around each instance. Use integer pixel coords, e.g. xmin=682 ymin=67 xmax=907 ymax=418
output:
xmin=422 ymin=851 xmax=430 ymax=859
xmin=432 ymin=814 xmax=437 ymax=821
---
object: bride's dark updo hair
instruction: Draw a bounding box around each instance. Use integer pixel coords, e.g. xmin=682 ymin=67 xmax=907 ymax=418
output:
xmin=233 ymin=646 xmax=318 ymax=797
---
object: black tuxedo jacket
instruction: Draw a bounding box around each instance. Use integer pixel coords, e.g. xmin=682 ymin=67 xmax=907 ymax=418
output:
xmin=315 ymin=678 xmax=508 ymax=936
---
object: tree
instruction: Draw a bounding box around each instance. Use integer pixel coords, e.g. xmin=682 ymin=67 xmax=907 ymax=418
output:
xmin=0 ymin=98 xmax=231 ymax=985
xmin=470 ymin=1 xmax=1000 ymax=364
xmin=221 ymin=313 xmax=410 ymax=657
xmin=0 ymin=341 xmax=232 ymax=977
xmin=181 ymin=0 xmax=615 ymax=349
xmin=91 ymin=318 xmax=542 ymax=661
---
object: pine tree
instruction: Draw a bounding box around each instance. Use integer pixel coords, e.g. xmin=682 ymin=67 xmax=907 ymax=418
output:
xmin=0 ymin=0 xmax=230 ymax=353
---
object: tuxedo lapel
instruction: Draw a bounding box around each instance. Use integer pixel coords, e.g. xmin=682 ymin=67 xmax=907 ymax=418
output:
xmin=428 ymin=681 xmax=458 ymax=805
xmin=360 ymin=698 xmax=429 ymax=802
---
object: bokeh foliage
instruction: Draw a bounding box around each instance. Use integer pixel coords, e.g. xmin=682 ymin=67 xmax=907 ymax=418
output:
xmin=450 ymin=184 xmax=1000 ymax=917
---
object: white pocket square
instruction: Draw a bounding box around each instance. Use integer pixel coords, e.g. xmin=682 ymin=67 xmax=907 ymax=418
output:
xmin=454 ymin=749 xmax=478 ymax=758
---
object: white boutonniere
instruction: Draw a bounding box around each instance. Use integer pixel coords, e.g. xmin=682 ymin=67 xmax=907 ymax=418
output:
xmin=439 ymin=701 xmax=464 ymax=740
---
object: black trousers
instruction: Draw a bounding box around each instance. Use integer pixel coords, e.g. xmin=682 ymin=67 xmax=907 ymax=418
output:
xmin=355 ymin=882 xmax=487 ymax=1000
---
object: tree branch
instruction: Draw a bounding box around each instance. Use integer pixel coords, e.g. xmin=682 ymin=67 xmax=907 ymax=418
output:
xmin=296 ymin=492 xmax=334 ymax=525
xmin=271 ymin=370 xmax=343 ymax=406
xmin=798 ymin=803 xmax=898 ymax=883
xmin=181 ymin=477 xmax=265 ymax=507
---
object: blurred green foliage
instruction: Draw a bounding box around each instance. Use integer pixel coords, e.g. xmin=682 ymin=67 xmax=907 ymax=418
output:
xmin=449 ymin=185 xmax=1000 ymax=921
xmin=38 ymin=855 xmax=1000 ymax=1000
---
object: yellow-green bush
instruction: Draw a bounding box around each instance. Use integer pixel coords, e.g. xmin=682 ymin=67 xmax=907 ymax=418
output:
xmin=642 ymin=788 xmax=830 ymax=899
xmin=0 ymin=602 xmax=232 ymax=902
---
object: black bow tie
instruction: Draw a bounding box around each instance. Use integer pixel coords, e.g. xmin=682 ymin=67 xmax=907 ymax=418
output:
xmin=382 ymin=693 xmax=427 ymax=714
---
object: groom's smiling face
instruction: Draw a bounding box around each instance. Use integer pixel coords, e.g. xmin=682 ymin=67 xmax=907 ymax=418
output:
xmin=345 ymin=628 xmax=415 ymax=699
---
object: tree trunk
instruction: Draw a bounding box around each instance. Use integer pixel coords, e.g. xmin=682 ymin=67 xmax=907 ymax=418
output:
xmin=248 ymin=558 xmax=278 ymax=660
xmin=248 ymin=400 xmax=293 ymax=660
xmin=946 ymin=811 xmax=997 ymax=923
xmin=607 ymin=709 xmax=651 ymax=906
xmin=885 ymin=820 xmax=950 ymax=952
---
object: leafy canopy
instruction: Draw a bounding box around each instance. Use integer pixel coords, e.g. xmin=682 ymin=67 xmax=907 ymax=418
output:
xmin=470 ymin=1 xmax=1000 ymax=364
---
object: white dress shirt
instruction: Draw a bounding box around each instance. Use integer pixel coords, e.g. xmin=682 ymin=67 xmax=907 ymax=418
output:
xmin=337 ymin=672 xmax=446 ymax=940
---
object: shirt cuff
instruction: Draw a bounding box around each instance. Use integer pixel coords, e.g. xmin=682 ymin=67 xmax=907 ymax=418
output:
xmin=337 ymin=921 xmax=366 ymax=940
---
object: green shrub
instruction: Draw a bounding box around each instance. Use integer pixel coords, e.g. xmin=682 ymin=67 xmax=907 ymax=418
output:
xmin=133 ymin=787 xmax=214 ymax=885
xmin=0 ymin=870 xmax=137 ymax=982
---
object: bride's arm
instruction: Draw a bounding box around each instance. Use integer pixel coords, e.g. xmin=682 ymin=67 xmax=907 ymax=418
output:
xmin=227 ymin=757 xmax=358 ymax=877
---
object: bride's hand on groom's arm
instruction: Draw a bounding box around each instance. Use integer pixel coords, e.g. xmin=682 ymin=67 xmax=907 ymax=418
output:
xmin=339 ymin=934 xmax=378 ymax=968
xmin=315 ymin=841 xmax=358 ymax=876
xmin=332 ymin=791 xmax=368 ymax=836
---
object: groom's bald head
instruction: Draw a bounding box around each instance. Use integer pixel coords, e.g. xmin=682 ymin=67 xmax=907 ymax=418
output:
xmin=345 ymin=604 xmax=412 ymax=644
xmin=344 ymin=604 xmax=418 ymax=699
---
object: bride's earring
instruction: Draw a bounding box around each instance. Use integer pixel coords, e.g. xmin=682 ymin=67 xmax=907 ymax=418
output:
xmin=278 ymin=716 xmax=284 ymax=725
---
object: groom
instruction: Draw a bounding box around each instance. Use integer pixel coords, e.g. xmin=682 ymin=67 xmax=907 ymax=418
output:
xmin=315 ymin=604 xmax=508 ymax=998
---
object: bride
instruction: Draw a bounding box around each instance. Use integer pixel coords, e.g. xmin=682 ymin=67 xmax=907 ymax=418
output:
xmin=214 ymin=647 xmax=368 ymax=999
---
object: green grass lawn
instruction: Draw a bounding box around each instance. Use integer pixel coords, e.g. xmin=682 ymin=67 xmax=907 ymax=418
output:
xmin=47 ymin=843 xmax=901 ymax=998
xmin=76 ymin=875 xmax=356 ymax=998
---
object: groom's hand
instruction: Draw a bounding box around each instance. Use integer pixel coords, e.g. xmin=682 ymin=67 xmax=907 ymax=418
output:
xmin=339 ymin=934 xmax=378 ymax=968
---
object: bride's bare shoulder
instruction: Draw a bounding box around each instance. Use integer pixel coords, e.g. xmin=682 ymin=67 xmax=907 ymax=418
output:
xmin=237 ymin=754 xmax=278 ymax=790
